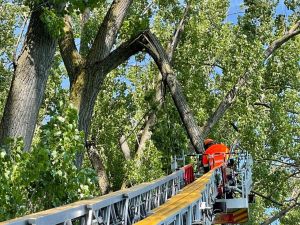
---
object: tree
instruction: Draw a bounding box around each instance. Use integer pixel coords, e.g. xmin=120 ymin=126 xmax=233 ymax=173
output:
xmin=58 ymin=0 xmax=300 ymax=194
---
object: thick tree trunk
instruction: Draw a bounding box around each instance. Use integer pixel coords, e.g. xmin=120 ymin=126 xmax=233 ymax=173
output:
xmin=0 ymin=10 xmax=56 ymax=151
xmin=66 ymin=68 xmax=110 ymax=194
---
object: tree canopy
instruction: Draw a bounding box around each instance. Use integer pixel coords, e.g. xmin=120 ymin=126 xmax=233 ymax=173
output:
xmin=0 ymin=0 xmax=299 ymax=224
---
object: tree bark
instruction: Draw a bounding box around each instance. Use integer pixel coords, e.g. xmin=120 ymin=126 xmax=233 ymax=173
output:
xmin=78 ymin=0 xmax=133 ymax=135
xmin=86 ymin=140 xmax=109 ymax=194
xmin=119 ymin=134 xmax=131 ymax=160
xmin=87 ymin=0 xmax=133 ymax=64
xmin=0 ymin=10 xmax=56 ymax=151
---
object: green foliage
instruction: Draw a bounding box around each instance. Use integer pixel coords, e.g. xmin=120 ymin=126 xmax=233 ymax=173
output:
xmin=119 ymin=0 xmax=151 ymax=40
xmin=21 ymin=0 xmax=106 ymax=39
xmin=0 ymin=105 xmax=99 ymax=221
xmin=284 ymin=0 xmax=300 ymax=11
xmin=40 ymin=8 xmax=64 ymax=38
xmin=124 ymin=143 xmax=164 ymax=186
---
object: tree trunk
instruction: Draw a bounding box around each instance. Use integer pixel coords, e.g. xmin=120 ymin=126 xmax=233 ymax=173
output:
xmin=0 ymin=10 xmax=56 ymax=151
xmin=68 ymin=68 xmax=110 ymax=194
xmin=86 ymin=140 xmax=110 ymax=194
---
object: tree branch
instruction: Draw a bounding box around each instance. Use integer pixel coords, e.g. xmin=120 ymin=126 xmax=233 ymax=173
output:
xmin=200 ymin=20 xmax=300 ymax=138
xmin=79 ymin=7 xmax=91 ymax=55
xmin=254 ymin=102 xmax=271 ymax=108
xmin=87 ymin=0 xmax=133 ymax=64
xmin=13 ymin=13 xmax=29 ymax=66
xmin=92 ymin=29 xmax=203 ymax=153
xmin=258 ymin=158 xmax=300 ymax=168
xmin=261 ymin=191 xmax=300 ymax=225
xmin=86 ymin=140 xmax=109 ymax=194
xmin=59 ymin=15 xmax=83 ymax=84
xmin=119 ymin=134 xmax=131 ymax=160
xmin=91 ymin=32 xmax=144 ymax=77
xmin=251 ymin=190 xmax=283 ymax=206
xmin=260 ymin=204 xmax=298 ymax=225
xmin=167 ymin=2 xmax=190 ymax=62
xmin=265 ymin=20 xmax=300 ymax=59
xmin=140 ymin=31 xmax=203 ymax=153
xmin=135 ymin=3 xmax=191 ymax=157
xmin=230 ymin=122 xmax=239 ymax=132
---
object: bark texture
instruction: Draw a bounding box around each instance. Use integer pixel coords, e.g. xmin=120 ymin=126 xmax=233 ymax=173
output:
xmin=0 ymin=10 xmax=56 ymax=151
xmin=119 ymin=134 xmax=131 ymax=160
xmin=86 ymin=140 xmax=109 ymax=194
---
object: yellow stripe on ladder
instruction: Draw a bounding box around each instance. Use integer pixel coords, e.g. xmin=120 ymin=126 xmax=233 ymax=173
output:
xmin=134 ymin=170 xmax=215 ymax=225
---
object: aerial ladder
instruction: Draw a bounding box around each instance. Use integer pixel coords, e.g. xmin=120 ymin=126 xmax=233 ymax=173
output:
xmin=1 ymin=151 xmax=253 ymax=225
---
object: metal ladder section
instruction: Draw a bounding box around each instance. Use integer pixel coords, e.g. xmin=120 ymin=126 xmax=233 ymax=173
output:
xmin=1 ymin=168 xmax=186 ymax=225
xmin=134 ymin=168 xmax=220 ymax=225
xmin=134 ymin=152 xmax=253 ymax=225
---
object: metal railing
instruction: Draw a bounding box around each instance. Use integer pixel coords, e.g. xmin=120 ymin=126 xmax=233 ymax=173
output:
xmin=1 ymin=168 xmax=186 ymax=225
xmin=2 ymin=153 xmax=253 ymax=225
xmin=135 ymin=152 xmax=253 ymax=225
xmin=233 ymin=152 xmax=253 ymax=199
xmin=135 ymin=167 xmax=222 ymax=225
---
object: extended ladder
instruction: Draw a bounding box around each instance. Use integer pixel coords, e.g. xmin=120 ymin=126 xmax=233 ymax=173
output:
xmin=1 ymin=153 xmax=252 ymax=225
